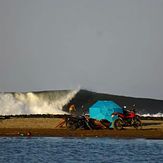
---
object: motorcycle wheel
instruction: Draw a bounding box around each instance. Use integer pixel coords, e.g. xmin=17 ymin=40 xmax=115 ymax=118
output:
xmin=113 ymin=118 xmax=123 ymax=130
xmin=66 ymin=120 xmax=78 ymax=130
xmin=77 ymin=120 xmax=88 ymax=129
xmin=133 ymin=119 xmax=142 ymax=129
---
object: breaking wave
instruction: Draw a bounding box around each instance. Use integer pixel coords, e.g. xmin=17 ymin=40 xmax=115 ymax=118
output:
xmin=0 ymin=89 xmax=79 ymax=115
xmin=0 ymin=88 xmax=163 ymax=117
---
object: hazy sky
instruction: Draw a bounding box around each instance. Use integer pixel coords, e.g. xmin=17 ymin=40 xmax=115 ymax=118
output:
xmin=0 ymin=0 xmax=163 ymax=99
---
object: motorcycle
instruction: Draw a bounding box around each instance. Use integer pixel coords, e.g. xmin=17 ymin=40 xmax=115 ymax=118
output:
xmin=66 ymin=115 xmax=111 ymax=130
xmin=112 ymin=109 xmax=142 ymax=130
xmin=66 ymin=115 xmax=91 ymax=130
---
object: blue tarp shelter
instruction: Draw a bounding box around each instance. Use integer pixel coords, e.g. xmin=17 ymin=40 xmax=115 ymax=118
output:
xmin=89 ymin=100 xmax=123 ymax=127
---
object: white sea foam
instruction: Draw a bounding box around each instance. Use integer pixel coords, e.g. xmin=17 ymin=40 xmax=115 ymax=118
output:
xmin=0 ymin=89 xmax=79 ymax=115
xmin=141 ymin=113 xmax=163 ymax=117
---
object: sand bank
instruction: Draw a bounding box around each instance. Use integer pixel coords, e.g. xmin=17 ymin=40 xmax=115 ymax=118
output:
xmin=0 ymin=118 xmax=163 ymax=139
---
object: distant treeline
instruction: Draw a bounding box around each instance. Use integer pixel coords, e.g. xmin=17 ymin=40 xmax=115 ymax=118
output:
xmin=0 ymin=114 xmax=70 ymax=119
xmin=63 ymin=90 xmax=163 ymax=115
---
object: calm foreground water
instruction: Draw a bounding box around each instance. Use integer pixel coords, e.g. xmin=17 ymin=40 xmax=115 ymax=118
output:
xmin=0 ymin=137 xmax=163 ymax=163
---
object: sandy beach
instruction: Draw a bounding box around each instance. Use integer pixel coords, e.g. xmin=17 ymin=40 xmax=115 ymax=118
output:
xmin=0 ymin=117 xmax=163 ymax=139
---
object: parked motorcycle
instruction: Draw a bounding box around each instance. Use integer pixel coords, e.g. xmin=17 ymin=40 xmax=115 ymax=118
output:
xmin=66 ymin=115 xmax=111 ymax=130
xmin=66 ymin=115 xmax=91 ymax=130
xmin=112 ymin=109 xmax=142 ymax=130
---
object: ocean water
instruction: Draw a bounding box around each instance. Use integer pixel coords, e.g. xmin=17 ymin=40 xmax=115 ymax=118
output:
xmin=0 ymin=137 xmax=163 ymax=163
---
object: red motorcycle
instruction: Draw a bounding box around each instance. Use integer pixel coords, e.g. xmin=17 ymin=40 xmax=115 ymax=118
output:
xmin=112 ymin=109 xmax=142 ymax=130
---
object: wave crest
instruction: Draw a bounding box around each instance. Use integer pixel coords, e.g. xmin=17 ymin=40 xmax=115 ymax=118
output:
xmin=0 ymin=89 xmax=79 ymax=115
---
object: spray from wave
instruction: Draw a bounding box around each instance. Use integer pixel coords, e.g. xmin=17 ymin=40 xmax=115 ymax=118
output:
xmin=0 ymin=89 xmax=79 ymax=115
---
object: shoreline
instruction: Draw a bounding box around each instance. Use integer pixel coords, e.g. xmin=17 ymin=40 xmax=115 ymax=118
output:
xmin=1 ymin=118 xmax=163 ymax=139
xmin=0 ymin=128 xmax=163 ymax=139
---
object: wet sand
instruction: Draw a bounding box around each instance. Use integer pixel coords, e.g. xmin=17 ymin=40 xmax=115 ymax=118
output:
xmin=0 ymin=118 xmax=163 ymax=139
